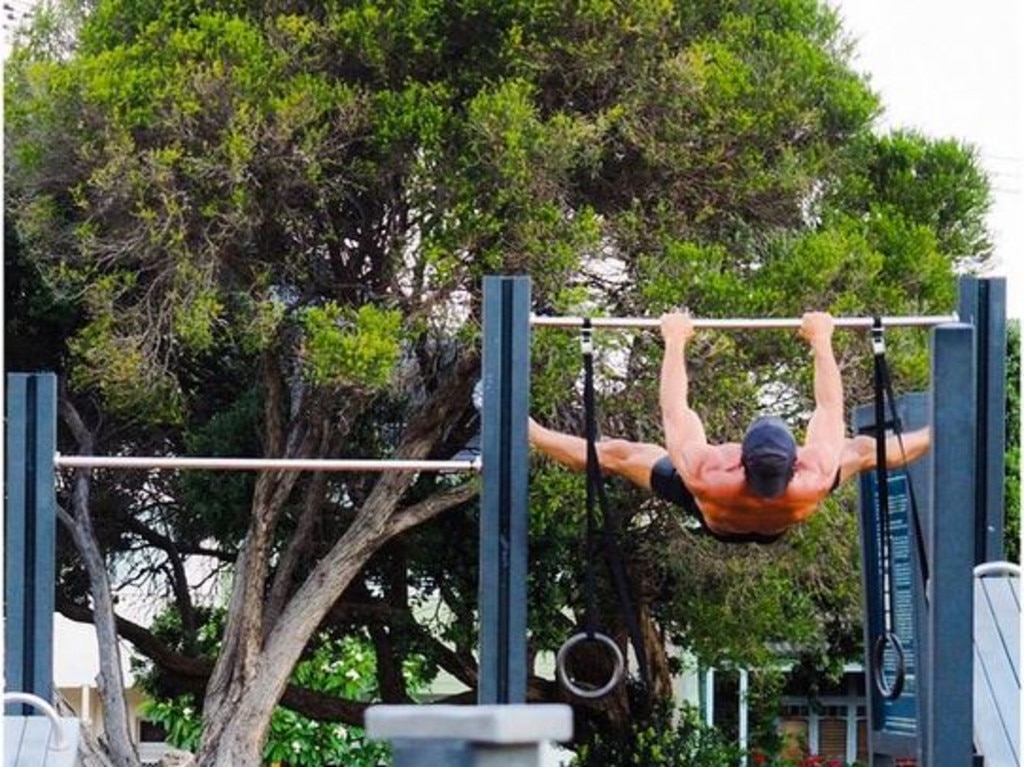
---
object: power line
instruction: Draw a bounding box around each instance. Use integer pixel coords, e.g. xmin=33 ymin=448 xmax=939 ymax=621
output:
xmin=981 ymin=152 xmax=1024 ymax=165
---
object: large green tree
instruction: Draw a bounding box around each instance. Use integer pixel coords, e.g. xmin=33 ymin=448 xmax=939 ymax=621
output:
xmin=5 ymin=0 xmax=994 ymax=765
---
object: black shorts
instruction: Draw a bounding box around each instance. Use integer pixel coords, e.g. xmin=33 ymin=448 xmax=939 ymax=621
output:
xmin=649 ymin=456 xmax=785 ymax=545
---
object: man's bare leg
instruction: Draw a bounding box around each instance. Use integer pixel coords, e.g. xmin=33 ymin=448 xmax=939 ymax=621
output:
xmin=529 ymin=418 xmax=668 ymax=491
xmin=837 ymin=427 xmax=932 ymax=485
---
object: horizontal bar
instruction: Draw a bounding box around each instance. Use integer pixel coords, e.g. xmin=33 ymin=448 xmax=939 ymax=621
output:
xmin=530 ymin=313 xmax=959 ymax=330
xmin=55 ymin=454 xmax=483 ymax=473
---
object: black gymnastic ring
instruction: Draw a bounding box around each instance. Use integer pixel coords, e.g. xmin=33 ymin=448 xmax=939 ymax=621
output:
xmin=555 ymin=632 xmax=625 ymax=699
xmin=872 ymin=631 xmax=906 ymax=700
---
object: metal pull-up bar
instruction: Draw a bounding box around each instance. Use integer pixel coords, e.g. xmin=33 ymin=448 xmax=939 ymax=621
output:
xmin=530 ymin=313 xmax=959 ymax=330
xmin=54 ymin=455 xmax=483 ymax=472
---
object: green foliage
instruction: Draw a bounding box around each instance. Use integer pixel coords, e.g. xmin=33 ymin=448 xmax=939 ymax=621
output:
xmin=651 ymin=498 xmax=863 ymax=669
xmin=751 ymin=754 xmax=860 ymax=767
xmin=828 ymin=131 xmax=992 ymax=263
xmin=291 ymin=635 xmax=381 ymax=700
xmin=1006 ymin=320 xmax=1020 ymax=562
xmin=572 ymin=702 xmax=743 ymax=767
xmin=4 ymin=213 xmax=82 ymax=372
xmin=142 ymin=696 xmax=204 ymax=751
xmin=140 ymin=623 xmax=405 ymax=767
xmin=178 ymin=391 xmax=261 ymax=547
xmin=263 ymin=712 xmax=390 ymax=767
xmin=67 ymin=272 xmax=185 ymax=423
xmin=238 ymin=290 xmax=287 ymax=353
xmin=261 ymin=636 xmax=395 ymax=767
xmin=5 ymin=0 xmax=969 ymax=423
xmin=172 ymin=283 xmax=224 ymax=353
xmin=6 ymin=1 xmax=385 ymax=420
xmin=300 ymin=303 xmax=403 ymax=390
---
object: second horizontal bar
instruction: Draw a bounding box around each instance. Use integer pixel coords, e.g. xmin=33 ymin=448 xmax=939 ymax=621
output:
xmin=530 ymin=313 xmax=959 ymax=330
xmin=55 ymin=455 xmax=483 ymax=473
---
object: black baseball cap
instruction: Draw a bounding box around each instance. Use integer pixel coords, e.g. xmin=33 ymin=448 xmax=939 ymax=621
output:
xmin=741 ymin=416 xmax=797 ymax=498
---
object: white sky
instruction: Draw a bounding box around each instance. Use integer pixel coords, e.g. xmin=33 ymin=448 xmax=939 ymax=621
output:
xmin=832 ymin=0 xmax=1024 ymax=318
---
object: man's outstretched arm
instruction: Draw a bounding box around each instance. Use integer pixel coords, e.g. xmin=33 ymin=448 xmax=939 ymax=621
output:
xmin=800 ymin=312 xmax=846 ymax=478
xmin=660 ymin=312 xmax=708 ymax=476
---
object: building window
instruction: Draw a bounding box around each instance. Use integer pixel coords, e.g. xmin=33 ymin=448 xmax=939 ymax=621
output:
xmin=777 ymin=697 xmax=868 ymax=763
xmin=778 ymin=704 xmax=810 ymax=759
xmin=818 ymin=710 xmax=846 ymax=761
xmin=712 ymin=669 xmax=741 ymax=742
xmin=855 ymin=706 xmax=868 ymax=764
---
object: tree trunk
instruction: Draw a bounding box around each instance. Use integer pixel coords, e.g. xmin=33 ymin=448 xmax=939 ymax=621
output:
xmin=60 ymin=399 xmax=141 ymax=767
xmin=195 ymin=515 xmax=385 ymax=766
xmin=193 ymin=352 xmax=479 ymax=766
xmin=56 ymin=694 xmax=117 ymax=767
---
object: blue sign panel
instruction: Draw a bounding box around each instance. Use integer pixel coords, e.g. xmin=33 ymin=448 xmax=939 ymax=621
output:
xmin=863 ymin=470 xmax=918 ymax=736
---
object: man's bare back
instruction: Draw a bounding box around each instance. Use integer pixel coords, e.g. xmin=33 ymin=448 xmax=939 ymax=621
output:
xmin=682 ymin=442 xmax=841 ymax=537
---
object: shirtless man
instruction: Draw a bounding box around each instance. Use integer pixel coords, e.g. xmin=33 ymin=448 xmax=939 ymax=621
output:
xmin=529 ymin=311 xmax=931 ymax=544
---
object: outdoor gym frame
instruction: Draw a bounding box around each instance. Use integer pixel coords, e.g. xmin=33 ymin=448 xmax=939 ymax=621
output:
xmin=475 ymin=274 xmax=1008 ymax=766
xmin=4 ymin=275 xmax=1007 ymax=767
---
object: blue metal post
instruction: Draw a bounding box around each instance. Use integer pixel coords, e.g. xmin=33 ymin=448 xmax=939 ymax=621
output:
xmin=4 ymin=373 xmax=58 ymax=713
xmin=957 ymin=277 xmax=1007 ymax=564
xmin=925 ymin=323 xmax=977 ymax=766
xmin=479 ymin=276 xmax=531 ymax=704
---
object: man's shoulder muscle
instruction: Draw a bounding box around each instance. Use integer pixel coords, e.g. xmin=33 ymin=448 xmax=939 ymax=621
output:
xmin=683 ymin=445 xmax=744 ymax=494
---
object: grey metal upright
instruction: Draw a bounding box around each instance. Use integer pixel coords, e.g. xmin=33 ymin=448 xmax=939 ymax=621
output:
xmin=957 ymin=276 xmax=1007 ymax=564
xmin=4 ymin=373 xmax=58 ymax=713
xmin=926 ymin=323 xmax=978 ymax=766
xmin=479 ymin=276 xmax=532 ymax=704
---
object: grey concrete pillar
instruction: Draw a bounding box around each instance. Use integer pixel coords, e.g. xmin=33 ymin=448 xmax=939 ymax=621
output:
xmin=365 ymin=704 xmax=572 ymax=767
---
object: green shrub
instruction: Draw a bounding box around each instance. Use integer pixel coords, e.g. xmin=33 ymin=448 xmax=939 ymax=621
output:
xmin=572 ymin=702 xmax=742 ymax=767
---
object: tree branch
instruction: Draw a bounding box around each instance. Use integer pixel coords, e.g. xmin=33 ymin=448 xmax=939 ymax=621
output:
xmin=383 ymin=481 xmax=479 ymax=538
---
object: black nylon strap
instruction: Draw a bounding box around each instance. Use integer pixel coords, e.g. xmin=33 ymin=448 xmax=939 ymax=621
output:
xmin=871 ymin=322 xmax=896 ymax=630
xmin=581 ymin=321 xmax=651 ymax=687
xmin=581 ymin=321 xmax=600 ymax=637
xmin=871 ymin=319 xmax=931 ymax=590
xmin=878 ymin=352 xmax=931 ymax=591
xmin=871 ymin=318 xmax=904 ymax=699
xmin=870 ymin=317 xmax=936 ymax=700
